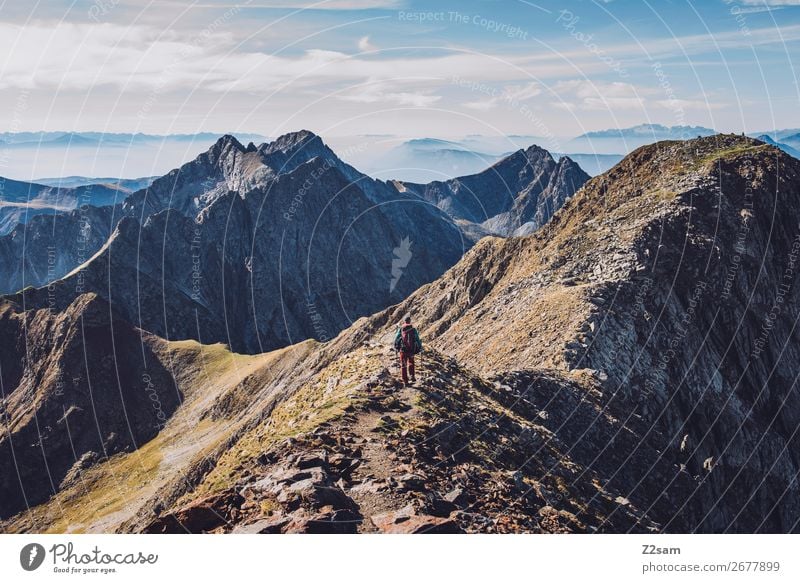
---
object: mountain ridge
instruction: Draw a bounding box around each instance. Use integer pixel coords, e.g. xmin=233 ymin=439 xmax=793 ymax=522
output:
xmin=6 ymin=134 xmax=800 ymax=533
xmin=0 ymin=131 xmax=583 ymax=305
xmin=399 ymin=144 xmax=589 ymax=236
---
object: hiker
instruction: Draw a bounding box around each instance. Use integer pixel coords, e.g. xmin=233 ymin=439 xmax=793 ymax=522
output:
xmin=394 ymin=316 xmax=422 ymax=385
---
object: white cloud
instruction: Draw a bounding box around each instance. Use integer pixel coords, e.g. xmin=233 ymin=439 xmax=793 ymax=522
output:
xmin=6 ymin=18 xmax=798 ymax=97
xmin=0 ymin=21 xmax=598 ymax=95
xmin=503 ymin=82 xmax=543 ymax=101
xmin=462 ymin=81 xmax=541 ymax=110
xmin=460 ymin=79 xmax=654 ymax=114
xmin=338 ymin=80 xmax=441 ymax=106
xmin=549 ymin=23 xmax=800 ymax=66
xmin=0 ymin=12 xmax=795 ymax=136
xmin=358 ymin=35 xmax=376 ymax=51
xmin=655 ymin=98 xmax=727 ymax=111
xmin=550 ymin=80 xmax=647 ymax=110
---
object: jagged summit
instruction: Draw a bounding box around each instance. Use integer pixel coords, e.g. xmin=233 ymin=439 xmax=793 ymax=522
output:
xmin=207 ymin=130 xmax=325 ymax=156
xmin=520 ymin=142 xmax=554 ymax=160
xmin=476 ymin=143 xmax=553 ymax=175
xmin=186 ymin=131 xmax=332 ymax=184
xmin=257 ymin=129 xmax=342 ymax=178
xmin=260 ymin=129 xmax=323 ymax=153
xmin=209 ymin=133 xmax=246 ymax=155
xmin=401 ymin=140 xmax=590 ymax=235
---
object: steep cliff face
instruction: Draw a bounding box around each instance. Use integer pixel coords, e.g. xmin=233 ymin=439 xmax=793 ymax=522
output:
xmin=0 ymin=288 xmax=316 ymax=529
xmin=400 ymin=146 xmax=590 ymax=236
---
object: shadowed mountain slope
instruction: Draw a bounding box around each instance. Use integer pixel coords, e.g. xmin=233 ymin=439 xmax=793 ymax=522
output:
xmin=400 ymin=145 xmax=589 ymax=236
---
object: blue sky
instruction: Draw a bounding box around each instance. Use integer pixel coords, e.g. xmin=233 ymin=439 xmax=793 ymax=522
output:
xmin=0 ymin=0 xmax=798 ymax=138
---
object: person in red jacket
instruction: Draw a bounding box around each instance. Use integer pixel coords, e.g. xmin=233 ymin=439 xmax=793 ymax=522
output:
xmin=394 ymin=316 xmax=422 ymax=385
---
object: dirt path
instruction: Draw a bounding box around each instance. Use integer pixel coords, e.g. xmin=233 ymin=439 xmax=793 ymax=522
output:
xmin=345 ymin=352 xmax=424 ymax=531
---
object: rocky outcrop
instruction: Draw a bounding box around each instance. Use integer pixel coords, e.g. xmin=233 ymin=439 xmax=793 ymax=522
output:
xmin=125 ymin=346 xmax=689 ymax=534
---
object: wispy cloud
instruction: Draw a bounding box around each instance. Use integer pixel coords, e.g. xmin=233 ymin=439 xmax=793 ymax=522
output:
xmin=463 ymin=81 xmax=541 ymax=110
xmin=550 ymin=80 xmax=648 ymax=111
xmin=654 ymin=98 xmax=727 ymax=111
xmin=0 ymin=1 xmax=796 ymax=136
xmin=0 ymin=22 xmax=603 ymax=93
xmin=338 ymin=79 xmax=441 ymax=106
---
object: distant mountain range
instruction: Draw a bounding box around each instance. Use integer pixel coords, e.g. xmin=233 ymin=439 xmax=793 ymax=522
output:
xmin=0 ymin=131 xmax=267 ymax=147
xmin=33 ymin=175 xmax=157 ymax=190
xmin=575 ymin=123 xmax=717 ymax=140
xmin=567 ymin=123 xmax=800 ymax=159
xmin=3 ymin=126 xmax=799 ymax=183
xmin=565 ymin=124 xmax=717 ymax=155
xmin=760 ymin=128 xmax=800 ymax=142
xmin=363 ymin=136 xmax=622 ymax=179
xmin=0 ymin=132 xmax=269 ymax=179
xmin=0 ymin=176 xmax=143 ymax=236
xmin=755 ymin=134 xmax=800 ymax=159
xmin=365 ymin=138 xmax=505 ymax=182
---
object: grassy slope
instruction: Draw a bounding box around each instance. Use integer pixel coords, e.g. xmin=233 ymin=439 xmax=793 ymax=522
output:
xmin=3 ymin=338 xmax=314 ymax=533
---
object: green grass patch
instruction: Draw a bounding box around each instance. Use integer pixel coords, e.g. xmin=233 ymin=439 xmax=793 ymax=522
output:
xmin=190 ymin=348 xmax=383 ymax=497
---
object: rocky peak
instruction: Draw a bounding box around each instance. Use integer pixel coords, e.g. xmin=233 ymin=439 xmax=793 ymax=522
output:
xmin=399 ymin=141 xmax=587 ymax=235
xmin=555 ymin=154 xmax=582 ymax=174
xmin=521 ymin=143 xmax=556 ymax=164
xmin=485 ymin=143 xmax=555 ymax=179
xmin=207 ymin=134 xmax=246 ymax=160
xmin=546 ymin=155 xmax=590 ymax=202
xmin=260 ymin=129 xmax=324 ymax=155
xmin=256 ymin=130 xmax=347 ymax=178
